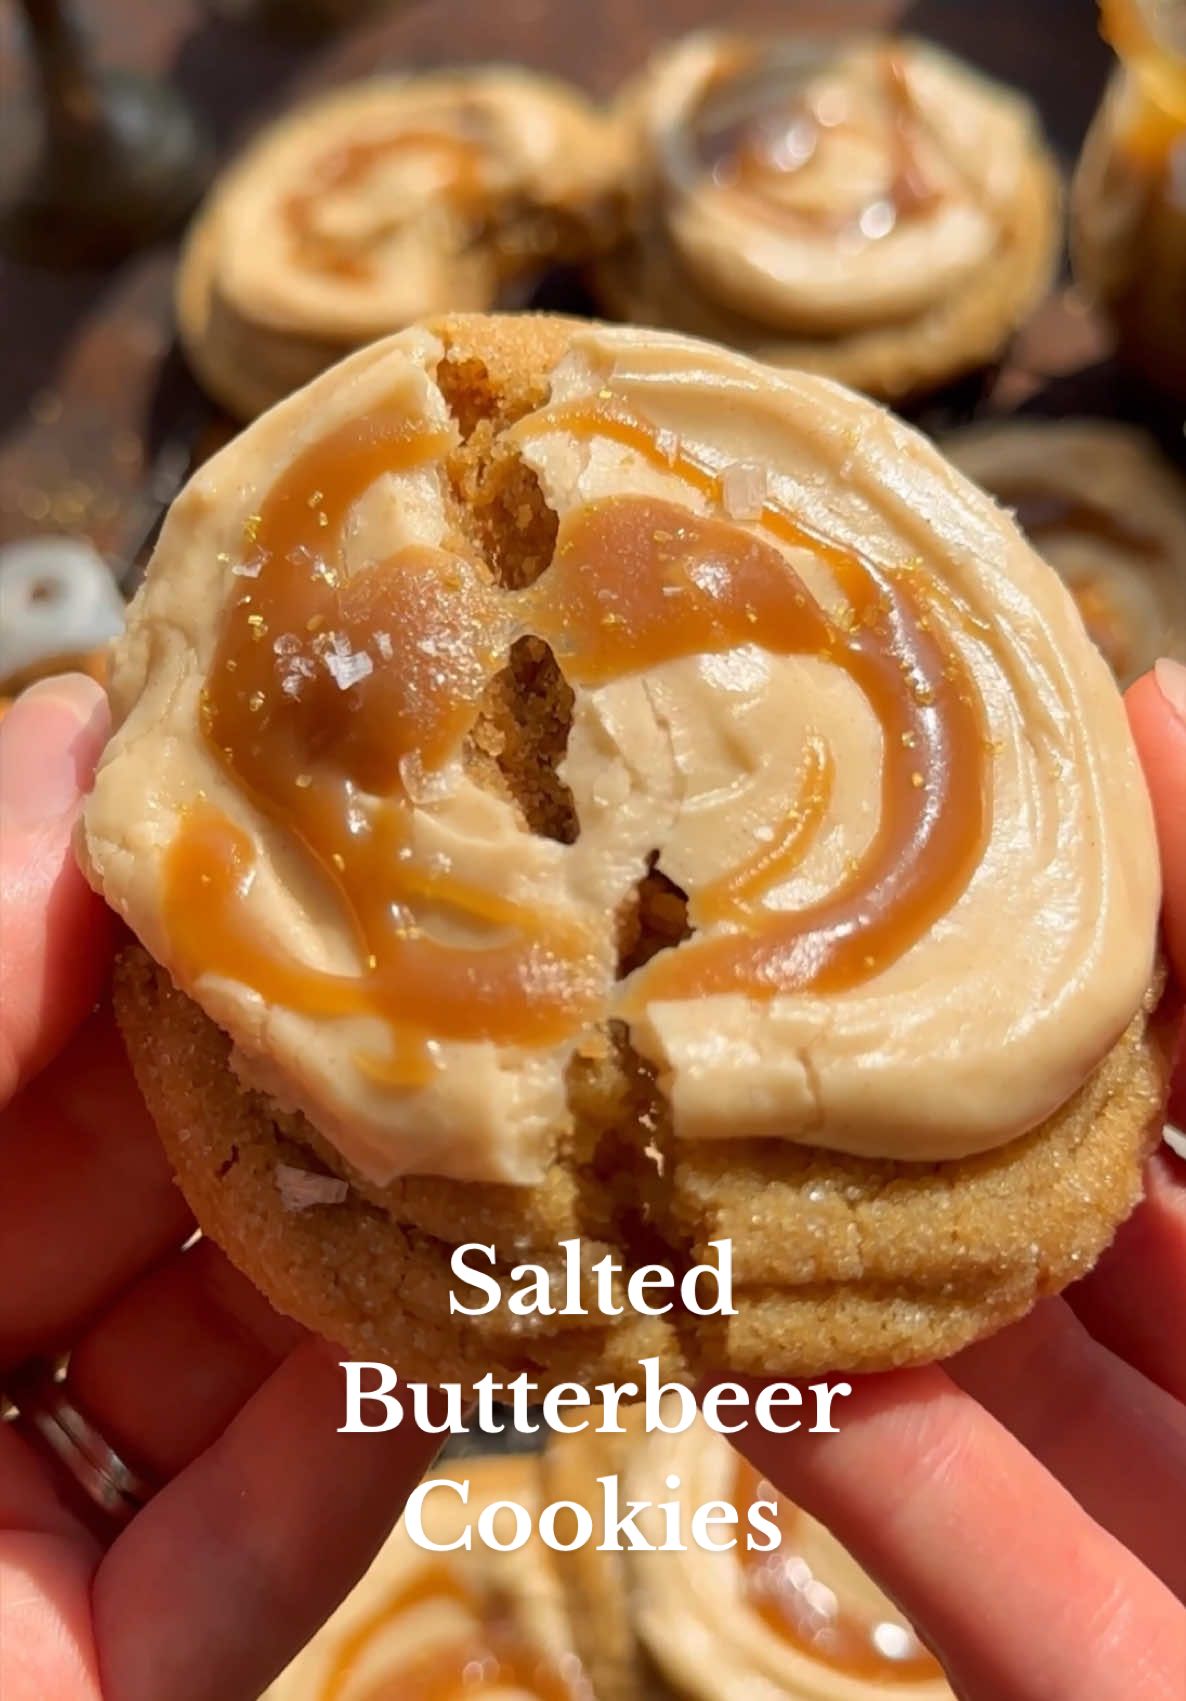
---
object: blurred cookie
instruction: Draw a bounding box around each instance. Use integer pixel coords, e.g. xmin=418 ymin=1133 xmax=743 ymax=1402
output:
xmin=85 ymin=313 xmax=1169 ymax=1388
xmin=618 ymin=1416 xmax=954 ymax=1701
xmin=597 ymin=33 xmax=1061 ymax=401
xmin=264 ymin=1456 xmax=591 ymax=1700
xmin=944 ymin=420 xmax=1186 ymax=685
xmin=178 ymin=72 xmax=626 ymax=419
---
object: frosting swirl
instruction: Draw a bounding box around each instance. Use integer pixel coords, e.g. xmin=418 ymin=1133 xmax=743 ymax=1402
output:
xmin=265 ymin=1461 xmax=587 ymax=1701
xmin=201 ymin=73 xmax=624 ymax=346
xmin=623 ymin=1419 xmax=952 ymax=1701
xmin=627 ymin=34 xmax=1044 ymax=338
xmin=81 ymin=323 xmax=1159 ymax=1184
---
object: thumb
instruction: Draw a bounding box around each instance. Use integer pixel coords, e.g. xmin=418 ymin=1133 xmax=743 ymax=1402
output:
xmin=0 ymin=674 xmax=113 ymax=1103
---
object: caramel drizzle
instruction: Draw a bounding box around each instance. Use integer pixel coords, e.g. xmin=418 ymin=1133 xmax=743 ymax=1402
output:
xmin=284 ymin=127 xmax=485 ymax=281
xmin=734 ymin=1463 xmax=943 ymax=1683
xmin=691 ymin=46 xmax=940 ymax=239
xmin=513 ymin=401 xmax=989 ymax=1006
xmin=164 ymin=391 xmax=989 ymax=1077
xmin=319 ymin=1564 xmax=588 ymax=1701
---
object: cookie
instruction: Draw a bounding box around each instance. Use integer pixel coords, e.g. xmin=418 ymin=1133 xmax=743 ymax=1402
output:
xmin=178 ymin=73 xmax=627 ymax=420
xmin=615 ymin=1416 xmax=954 ymax=1701
xmin=944 ymin=419 xmax=1186 ymax=686
xmin=263 ymin=1455 xmax=589 ymax=1700
xmin=596 ymin=33 xmax=1061 ymax=402
xmin=84 ymin=313 xmax=1170 ymax=1388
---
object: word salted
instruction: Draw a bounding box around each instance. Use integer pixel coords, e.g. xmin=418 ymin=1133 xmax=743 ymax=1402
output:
xmin=339 ymin=1356 xmax=852 ymax=1438
xmin=449 ymin=1238 xmax=736 ymax=1318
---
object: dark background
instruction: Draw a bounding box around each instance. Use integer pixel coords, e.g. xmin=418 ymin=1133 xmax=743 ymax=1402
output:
xmin=0 ymin=0 xmax=1113 ymax=563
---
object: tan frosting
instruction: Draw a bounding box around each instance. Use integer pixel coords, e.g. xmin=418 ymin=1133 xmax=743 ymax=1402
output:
xmin=624 ymin=1418 xmax=953 ymax=1701
xmin=946 ymin=420 xmax=1186 ymax=687
xmin=81 ymin=323 xmax=1160 ymax=1186
xmin=211 ymin=73 xmax=624 ymax=345
xmin=634 ymin=33 xmax=1041 ymax=335
xmin=264 ymin=1460 xmax=581 ymax=1701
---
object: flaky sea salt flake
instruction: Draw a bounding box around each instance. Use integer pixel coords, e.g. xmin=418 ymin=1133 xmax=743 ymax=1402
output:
xmin=275 ymin=1164 xmax=348 ymax=1211
xmin=323 ymin=636 xmax=374 ymax=691
xmin=722 ymin=461 xmax=769 ymax=521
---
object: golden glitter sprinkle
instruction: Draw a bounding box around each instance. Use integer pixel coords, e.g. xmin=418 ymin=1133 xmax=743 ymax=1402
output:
xmin=864 ymin=954 xmax=876 ymax=969
xmin=911 ymin=771 xmax=924 ymax=788
xmin=307 ymin=490 xmax=324 ymax=509
xmin=248 ymin=690 xmax=265 ymax=712
xmin=331 ymin=852 xmax=345 ymax=871
xmin=901 ymin=731 xmax=916 ymax=747
xmin=306 ymin=614 xmax=325 ymax=633
xmin=243 ymin=513 xmax=262 ymax=543
xmin=295 ymin=773 xmax=312 ymax=788
xmin=247 ymin=612 xmax=264 ymax=628
xmin=317 ymin=510 xmax=329 ymax=528
xmin=598 ymin=387 xmax=613 ymax=400
xmin=367 ymin=953 xmax=378 ymax=970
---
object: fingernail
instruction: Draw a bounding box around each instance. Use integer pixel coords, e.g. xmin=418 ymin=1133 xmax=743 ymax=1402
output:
xmin=0 ymin=673 xmax=108 ymax=833
xmin=1154 ymin=656 xmax=1186 ymax=724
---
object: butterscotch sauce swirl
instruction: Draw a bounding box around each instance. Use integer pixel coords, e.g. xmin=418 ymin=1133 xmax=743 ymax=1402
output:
xmin=675 ymin=47 xmax=937 ymax=242
xmin=82 ymin=325 xmax=1160 ymax=1182
xmin=636 ymin=34 xmax=1041 ymax=336
xmin=283 ymin=126 xmax=486 ymax=284
xmin=264 ymin=1460 xmax=587 ymax=1701
xmin=208 ymin=77 xmax=624 ymax=349
xmin=163 ymin=386 xmax=987 ymax=1084
xmin=733 ymin=1464 xmax=941 ymax=1686
xmin=319 ymin=1565 xmax=586 ymax=1701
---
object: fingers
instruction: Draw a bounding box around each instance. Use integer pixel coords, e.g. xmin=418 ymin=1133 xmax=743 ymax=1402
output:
xmin=0 ymin=676 xmax=113 ymax=1104
xmin=1069 ymin=1149 xmax=1186 ymax=1404
xmin=948 ymin=1298 xmax=1186 ymax=1600
xmin=1128 ymin=661 xmax=1186 ymax=986
xmin=0 ymin=1010 xmax=193 ymax=1371
xmin=59 ymin=1239 xmax=305 ymax=1482
xmin=93 ymin=1342 xmax=444 ymax=1701
xmin=729 ymin=1368 xmax=1186 ymax=1701
xmin=0 ymin=1533 xmax=102 ymax=1701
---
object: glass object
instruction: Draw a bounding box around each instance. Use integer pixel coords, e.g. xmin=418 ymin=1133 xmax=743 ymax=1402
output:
xmin=0 ymin=0 xmax=211 ymax=268
xmin=1072 ymin=0 xmax=1186 ymax=397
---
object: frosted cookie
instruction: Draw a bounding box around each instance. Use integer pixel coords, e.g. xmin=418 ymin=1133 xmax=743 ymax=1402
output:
xmin=264 ymin=1456 xmax=590 ymax=1700
xmin=82 ymin=314 xmax=1171 ymax=1387
xmin=178 ymin=73 xmax=626 ymax=420
xmin=944 ymin=420 xmax=1186 ymax=685
xmin=597 ymin=34 xmax=1061 ymax=401
xmin=617 ymin=1416 xmax=953 ymax=1701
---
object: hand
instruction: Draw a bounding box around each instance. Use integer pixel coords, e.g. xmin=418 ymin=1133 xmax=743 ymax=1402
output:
xmin=0 ymin=676 xmax=442 ymax=1701
xmin=729 ymin=658 xmax=1186 ymax=1701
